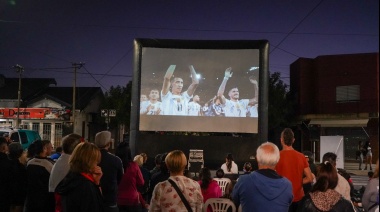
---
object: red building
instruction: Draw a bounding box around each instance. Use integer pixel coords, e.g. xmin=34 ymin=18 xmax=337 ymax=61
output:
xmin=290 ymin=53 xmax=379 ymax=162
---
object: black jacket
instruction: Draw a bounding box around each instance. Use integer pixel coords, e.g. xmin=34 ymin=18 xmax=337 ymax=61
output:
xmin=297 ymin=193 xmax=355 ymax=212
xmin=56 ymin=172 xmax=104 ymax=212
xmin=98 ymin=149 xmax=123 ymax=206
xmin=0 ymin=152 xmax=12 ymax=211
xmin=9 ymin=158 xmax=27 ymax=206
xmin=25 ymin=156 xmax=55 ymax=212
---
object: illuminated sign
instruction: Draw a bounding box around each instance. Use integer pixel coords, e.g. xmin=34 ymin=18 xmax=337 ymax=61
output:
xmin=0 ymin=108 xmax=68 ymax=120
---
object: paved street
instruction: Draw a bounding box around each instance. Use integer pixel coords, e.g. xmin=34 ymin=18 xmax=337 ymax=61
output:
xmin=345 ymin=162 xmax=375 ymax=189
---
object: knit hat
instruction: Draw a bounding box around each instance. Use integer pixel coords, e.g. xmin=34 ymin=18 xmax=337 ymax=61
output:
xmin=95 ymin=131 xmax=111 ymax=148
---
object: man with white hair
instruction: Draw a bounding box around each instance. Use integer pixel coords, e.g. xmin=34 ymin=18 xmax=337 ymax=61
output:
xmin=232 ymin=142 xmax=293 ymax=211
xmin=95 ymin=131 xmax=123 ymax=212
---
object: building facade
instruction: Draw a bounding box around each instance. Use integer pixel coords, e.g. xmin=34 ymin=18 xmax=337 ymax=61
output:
xmin=290 ymin=53 xmax=379 ymax=161
xmin=0 ymin=75 xmax=105 ymax=148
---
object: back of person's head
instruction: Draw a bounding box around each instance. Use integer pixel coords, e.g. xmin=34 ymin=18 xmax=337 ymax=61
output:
xmin=115 ymin=141 xmax=132 ymax=169
xmin=154 ymin=154 xmax=162 ymax=165
xmin=311 ymin=161 xmax=338 ymax=192
xmin=226 ymin=153 xmax=233 ymax=161
xmin=303 ymin=151 xmax=314 ymax=164
xmin=27 ymin=141 xmax=37 ymax=158
xmin=62 ymin=133 xmax=82 ymax=154
xmin=159 ymin=152 xmax=169 ymax=173
xmin=34 ymin=139 xmax=51 ymax=156
xmin=55 ymin=146 xmax=63 ymax=153
xmin=199 ymin=167 xmax=212 ymax=190
xmin=281 ymin=128 xmax=294 ymax=146
xmin=134 ymin=155 xmax=144 ymax=166
xmin=256 ymin=142 xmax=280 ymax=167
xmin=8 ymin=142 xmax=23 ymax=160
xmin=94 ymin=131 xmax=111 ymax=149
xmin=243 ymin=162 xmax=252 ymax=172
xmin=368 ymin=171 xmax=374 ymax=178
xmin=165 ymin=150 xmax=187 ymax=174
xmin=140 ymin=153 xmax=148 ymax=163
xmin=0 ymin=137 xmax=7 ymax=152
xmin=322 ymin=152 xmax=337 ymax=167
xmin=225 ymin=153 xmax=234 ymax=172
xmin=69 ymin=142 xmax=100 ymax=174
xmin=216 ymin=168 xmax=225 ymax=178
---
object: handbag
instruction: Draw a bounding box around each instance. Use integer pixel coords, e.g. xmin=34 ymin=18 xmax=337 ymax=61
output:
xmin=168 ymin=179 xmax=193 ymax=212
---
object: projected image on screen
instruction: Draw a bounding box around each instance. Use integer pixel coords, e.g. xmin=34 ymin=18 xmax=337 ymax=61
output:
xmin=138 ymin=47 xmax=261 ymax=133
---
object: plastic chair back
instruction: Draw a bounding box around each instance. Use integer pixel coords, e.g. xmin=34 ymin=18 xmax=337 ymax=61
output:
xmin=203 ymin=198 xmax=236 ymax=212
xmin=213 ymin=178 xmax=231 ymax=196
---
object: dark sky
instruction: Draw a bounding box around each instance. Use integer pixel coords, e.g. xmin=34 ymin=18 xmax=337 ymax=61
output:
xmin=0 ymin=0 xmax=378 ymax=92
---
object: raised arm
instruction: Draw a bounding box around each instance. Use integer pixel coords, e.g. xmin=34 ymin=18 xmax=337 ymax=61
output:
xmin=217 ymin=67 xmax=232 ymax=104
xmin=248 ymin=76 xmax=259 ymax=105
xmin=186 ymin=65 xmax=199 ymax=96
xmin=161 ymin=65 xmax=176 ymax=96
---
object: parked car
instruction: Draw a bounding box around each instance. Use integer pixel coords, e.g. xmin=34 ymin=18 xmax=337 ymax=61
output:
xmin=0 ymin=128 xmax=41 ymax=150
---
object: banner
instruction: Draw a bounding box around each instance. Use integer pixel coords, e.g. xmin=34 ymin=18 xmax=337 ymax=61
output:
xmin=0 ymin=108 xmax=69 ymax=120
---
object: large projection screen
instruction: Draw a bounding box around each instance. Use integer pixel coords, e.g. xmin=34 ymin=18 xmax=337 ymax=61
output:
xmin=131 ymin=39 xmax=269 ymax=134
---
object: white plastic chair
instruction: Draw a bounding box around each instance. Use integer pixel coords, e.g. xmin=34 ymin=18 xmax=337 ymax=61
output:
xmin=203 ymin=198 xmax=236 ymax=212
xmin=213 ymin=178 xmax=231 ymax=196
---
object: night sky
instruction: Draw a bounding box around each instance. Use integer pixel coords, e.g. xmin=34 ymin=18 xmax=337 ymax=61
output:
xmin=0 ymin=0 xmax=378 ymax=92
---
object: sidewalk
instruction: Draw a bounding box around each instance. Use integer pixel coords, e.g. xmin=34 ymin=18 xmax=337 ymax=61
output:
xmin=344 ymin=162 xmax=376 ymax=176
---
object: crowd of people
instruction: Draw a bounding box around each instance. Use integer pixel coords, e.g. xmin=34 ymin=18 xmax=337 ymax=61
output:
xmin=0 ymin=128 xmax=379 ymax=212
xmin=140 ymin=65 xmax=259 ymax=117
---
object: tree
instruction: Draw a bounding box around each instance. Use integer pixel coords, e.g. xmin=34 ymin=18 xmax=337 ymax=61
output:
xmin=102 ymin=81 xmax=132 ymax=131
xmin=268 ymin=72 xmax=296 ymax=141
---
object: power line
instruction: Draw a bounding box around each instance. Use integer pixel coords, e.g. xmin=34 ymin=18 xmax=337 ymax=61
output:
xmin=82 ymin=66 xmax=109 ymax=92
xmin=0 ymin=66 xmax=132 ymax=77
xmin=270 ymin=0 xmax=325 ymax=55
xmin=1 ymin=19 xmax=377 ymax=37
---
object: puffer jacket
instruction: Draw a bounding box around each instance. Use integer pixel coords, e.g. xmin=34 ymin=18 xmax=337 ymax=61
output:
xmin=297 ymin=189 xmax=355 ymax=212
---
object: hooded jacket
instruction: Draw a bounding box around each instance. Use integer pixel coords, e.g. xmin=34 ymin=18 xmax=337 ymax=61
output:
xmin=297 ymin=189 xmax=355 ymax=212
xmin=232 ymin=169 xmax=293 ymax=211
xmin=55 ymin=172 xmax=104 ymax=212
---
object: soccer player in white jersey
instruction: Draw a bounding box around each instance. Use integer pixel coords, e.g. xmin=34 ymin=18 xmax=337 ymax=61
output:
xmin=161 ymin=65 xmax=199 ymax=115
xmin=217 ymin=67 xmax=258 ymax=117
xmin=188 ymin=95 xmax=202 ymax=116
xmin=140 ymin=89 xmax=162 ymax=115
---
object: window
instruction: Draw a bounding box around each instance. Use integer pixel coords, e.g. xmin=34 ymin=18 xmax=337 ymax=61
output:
xmin=336 ymin=85 xmax=360 ymax=102
xmin=54 ymin=123 xmax=63 ymax=148
xmin=42 ymin=123 xmax=51 ymax=140
xmin=32 ymin=123 xmax=40 ymax=133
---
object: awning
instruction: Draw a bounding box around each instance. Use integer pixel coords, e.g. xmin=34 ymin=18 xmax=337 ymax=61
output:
xmin=309 ymin=119 xmax=369 ymax=127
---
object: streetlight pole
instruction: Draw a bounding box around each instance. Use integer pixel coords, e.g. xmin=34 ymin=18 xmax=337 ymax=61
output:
xmin=14 ymin=64 xmax=24 ymax=128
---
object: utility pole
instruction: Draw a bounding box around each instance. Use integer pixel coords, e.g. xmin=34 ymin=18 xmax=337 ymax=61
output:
xmin=72 ymin=62 xmax=84 ymax=133
xmin=14 ymin=64 xmax=24 ymax=128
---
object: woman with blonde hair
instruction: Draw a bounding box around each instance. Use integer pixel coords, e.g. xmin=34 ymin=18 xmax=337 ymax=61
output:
xmin=362 ymin=159 xmax=379 ymax=212
xmin=150 ymin=150 xmax=203 ymax=211
xmin=56 ymin=142 xmax=104 ymax=212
